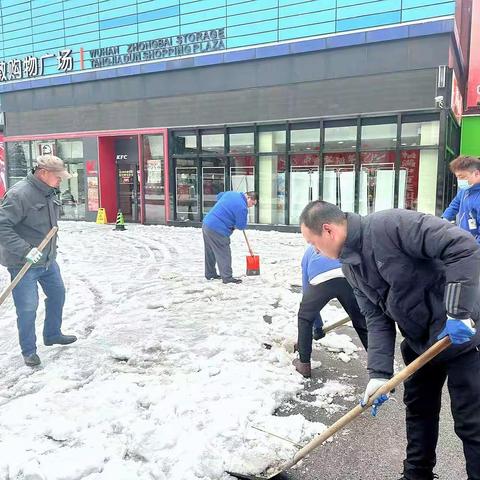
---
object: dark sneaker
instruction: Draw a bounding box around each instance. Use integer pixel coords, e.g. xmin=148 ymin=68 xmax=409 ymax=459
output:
xmin=313 ymin=328 xmax=325 ymax=340
xmin=44 ymin=334 xmax=77 ymax=346
xmin=206 ymin=274 xmax=221 ymax=280
xmin=293 ymin=358 xmax=311 ymax=378
xmin=23 ymin=353 xmax=41 ymax=367
xmin=397 ymin=474 xmax=439 ymax=480
xmin=222 ymin=277 xmax=242 ymax=284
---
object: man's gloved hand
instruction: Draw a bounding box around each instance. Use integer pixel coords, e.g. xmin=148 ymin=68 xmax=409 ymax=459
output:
xmin=361 ymin=378 xmax=390 ymax=416
xmin=437 ymin=317 xmax=476 ymax=345
xmin=25 ymin=247 xmax=42 ymax=264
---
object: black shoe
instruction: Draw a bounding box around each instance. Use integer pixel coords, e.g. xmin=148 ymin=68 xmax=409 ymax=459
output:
xmin=23 ymin=353 xmax=41 ymax=367
xmin=222 ymin=277 xmax=242 ymax=284
xmin=206 ymin=274 xmax=221 ymax=280
xmin=397 ymin=474 xmax=439 ymax=480
xmin=44 ymin=334 xmax=77 ymax=346
xmin=313 ymin=328 xmax=325 ymax=340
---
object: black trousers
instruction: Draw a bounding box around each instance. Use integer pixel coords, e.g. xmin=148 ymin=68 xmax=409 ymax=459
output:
xmin=401 ymin=341 xmax=480 ymax=480
xmin=297 ymin=277 xmax=368 ymax=363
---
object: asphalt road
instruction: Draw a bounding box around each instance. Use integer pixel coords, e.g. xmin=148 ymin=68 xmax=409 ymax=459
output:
xmin=279 ymin=325 xmax=466 ymax=480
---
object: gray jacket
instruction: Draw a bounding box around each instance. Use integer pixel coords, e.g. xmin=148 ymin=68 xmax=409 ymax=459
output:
xmin=0 ymin=173 xmax=60 ymax=268
xmin=340 ymin=210 xmax=480 ymax=380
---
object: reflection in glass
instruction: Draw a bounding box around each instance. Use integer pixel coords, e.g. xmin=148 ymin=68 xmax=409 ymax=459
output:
xmin=173 ymin=134 xmax=197 ymax=155
xmin=361 ymin=123 xmax=397 ymax=150
xmin=176 ymin=164 xmax=199 ymax=221
xmin=401 ymin=121 xmax=440 ymax=147
xmin=202 ymin=167 xmax=225 ymax=214
xmin=324 ymin=126 xmax=357 ymax=151
xmin=229 ymin=133 xmax=254 ymax=153
xmin=259 ymin=155 xmax=286 ymax=224
xmin=144 ymin=135 xmax=165 ymax=223
xmin=259 ymin=130 xmax=286 ymax=152
xmin=7 ymin=142 xmax=31 ymax=186
xmin=290 ymin=129 xmax=320 ymax=152
xmin=230 ymin=153 xmax=256 ymax=223
xmin=201 ymin=134 xmax=224 ymax=154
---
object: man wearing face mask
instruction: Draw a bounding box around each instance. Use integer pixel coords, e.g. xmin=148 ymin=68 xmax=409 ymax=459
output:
xmin=443 ymin=156 xmax=480 ymax=242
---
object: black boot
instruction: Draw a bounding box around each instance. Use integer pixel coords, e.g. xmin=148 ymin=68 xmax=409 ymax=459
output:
xmin=44 ymin=334 xmax=77 ymax=346
xmin=222 ymin=277 xmax=242 ymax=284
xmin=23 ymin=353 xmax=41 ymax=367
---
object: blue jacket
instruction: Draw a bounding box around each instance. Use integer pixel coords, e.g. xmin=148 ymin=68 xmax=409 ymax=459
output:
xmin=202 ymin=191 xmax=248 ymax=237
xmin=301 ymin=246 xmax=344 ymax=328
xmin=443 ymin=183 xmax=480 ymax=243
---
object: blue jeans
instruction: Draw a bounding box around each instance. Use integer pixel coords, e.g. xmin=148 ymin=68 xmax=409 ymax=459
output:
xmin=8 ymin=260 xmax=65 ymax=356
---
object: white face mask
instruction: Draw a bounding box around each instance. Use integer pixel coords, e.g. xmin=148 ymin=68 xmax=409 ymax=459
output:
xmin=458 ymin=179 xmax=470 ymax=189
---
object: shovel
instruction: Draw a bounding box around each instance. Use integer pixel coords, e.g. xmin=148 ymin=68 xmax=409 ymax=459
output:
xmin=0 ymin=227 xmax=58 ymax=307
xmin=227 ymin=335 xmax=452 ymax=480
xmin=243 ymin=230 xmax=260 ymax=276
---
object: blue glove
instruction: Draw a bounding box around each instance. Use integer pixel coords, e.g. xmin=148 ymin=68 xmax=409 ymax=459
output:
xmin=437 ymin=318 xmax=476 ymax=345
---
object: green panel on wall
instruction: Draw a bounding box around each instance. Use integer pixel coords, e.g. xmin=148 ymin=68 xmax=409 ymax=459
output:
xmin=461 ymin=116 xmax=480 ymax=156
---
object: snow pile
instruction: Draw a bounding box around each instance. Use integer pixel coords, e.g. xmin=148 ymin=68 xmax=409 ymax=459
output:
xmin=0 ymin=222 xmax=356 ymax=480
xmin=317 ymin=332 xmax=359 ymax=363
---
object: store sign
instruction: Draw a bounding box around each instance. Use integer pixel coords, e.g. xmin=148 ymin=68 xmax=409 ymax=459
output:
xmin=451 ymin=70 xmax=463 ymax=123
xmin=89 ymin=28 xmax=226 ymax=68
xmin=467 ymin=0 xmax=480 ymax=109
xmin=0 ymin=49 xmax=73 ymax=82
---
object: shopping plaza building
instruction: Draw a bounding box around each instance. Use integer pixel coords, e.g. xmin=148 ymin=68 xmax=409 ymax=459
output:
xmin=0 ymin=0 xmax=477 ymax=228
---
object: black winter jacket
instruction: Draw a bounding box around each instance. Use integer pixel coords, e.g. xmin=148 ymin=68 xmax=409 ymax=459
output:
xmin=340 ymin=210 xmax=480 ymax=379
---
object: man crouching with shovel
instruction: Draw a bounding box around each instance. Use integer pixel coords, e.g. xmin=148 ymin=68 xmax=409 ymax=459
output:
xmin=299 ymin=200 xmax=480 ymax=480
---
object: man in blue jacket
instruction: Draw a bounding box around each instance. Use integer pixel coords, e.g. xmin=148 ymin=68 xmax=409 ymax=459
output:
xmin=202 ymin=191 xmax=257 ymax=284
xmin=293 ymin=245 xmax=368 ymax=377
xmin=443 ymin=156 xmax=480 ymax=242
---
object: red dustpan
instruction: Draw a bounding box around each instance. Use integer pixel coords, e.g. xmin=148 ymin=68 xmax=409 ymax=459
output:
xmin=243 ymin=231 xmax=260 ymax=276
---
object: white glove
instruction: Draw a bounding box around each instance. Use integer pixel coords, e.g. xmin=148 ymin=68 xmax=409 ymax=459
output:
xmin=26 ymin=247 xmax=42 ymax=264
xmin=362 ymin=378 xmax=389 ymax=405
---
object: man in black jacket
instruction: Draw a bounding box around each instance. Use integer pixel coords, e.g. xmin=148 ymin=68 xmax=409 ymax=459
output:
xmin=299 ymin=200 xmax=480 ymax=480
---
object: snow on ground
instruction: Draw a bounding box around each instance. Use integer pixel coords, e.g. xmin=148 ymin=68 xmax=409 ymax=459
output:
xmin=0 ymin=222 xmax=358 ymax=480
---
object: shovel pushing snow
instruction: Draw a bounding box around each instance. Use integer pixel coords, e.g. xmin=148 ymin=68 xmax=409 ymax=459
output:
xmin=228 ymin=336 xmax=452 ymax=480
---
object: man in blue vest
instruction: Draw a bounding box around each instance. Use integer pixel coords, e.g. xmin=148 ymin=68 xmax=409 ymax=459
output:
xmin=202 ymin=191 xmax=257 ymax=284
xmin=293 ymin=245 xmax=368 ymax=377
xmin=443 ymin=156 xmax=480 ymax=242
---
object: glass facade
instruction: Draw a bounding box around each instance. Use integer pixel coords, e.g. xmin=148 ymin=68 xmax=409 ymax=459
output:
xmin=170 ymin=114 xmax=443 ymax=226
xmin=0 ymin=0 xmax=455 ymax=82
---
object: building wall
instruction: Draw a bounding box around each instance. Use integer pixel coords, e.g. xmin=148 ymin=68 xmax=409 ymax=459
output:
xmin=0 ymin=0 xmax=456 ymax=80
xmin=3 ymin=34 xmax=449 ymax=135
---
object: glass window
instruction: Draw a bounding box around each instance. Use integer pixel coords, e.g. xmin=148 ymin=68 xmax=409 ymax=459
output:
xmin=361 ymin=123 xmax=397 ymax=150
xmin=32 ymin=140 xmax=56 ymax=159
xmin=173 ymin=133 xmax=197 ymax=155
xmin=143 ymin=135 xmax=165 ymax=224
xmin=230 ymin=153 xmax=255 ymax=223
xmin=259 ymin=154 xmax=286 ymax=224
xmin=259 ymin=129 xmax=286 ymax=153
xmin=229 ymin=132 xmax=254 ymax=154
xmin=175 ymin=159 xmax=199 ymax=222
xmin=290 ymin=128 xmax=320 ymax=152
xmin=201 ymin=133 xmax=224 ymax=155
xmin=7 ymin=141 xmax=31 ymax=187
xmin=401 ymin=120 xmax=439 ymax=147
xmin=290 ymin=154 xmax=319 ymax=225
xmin=57 ymin=139 xmax=86 ymax=220
xmin=324 ymin=125 xmax=357 ymax=151
xmin=359 ymin=151 xmax=396 ymax=214
xmin=323 ymin=152 xmax=356 ymax=212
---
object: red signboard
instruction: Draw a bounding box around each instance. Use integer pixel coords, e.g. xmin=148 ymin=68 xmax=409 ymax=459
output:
xmin=467 ymin=0 xmax=480 ymax=110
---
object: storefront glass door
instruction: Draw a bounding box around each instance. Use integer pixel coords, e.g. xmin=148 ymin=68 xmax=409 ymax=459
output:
xmin=117 ymin=164 xmax=140 ymax=222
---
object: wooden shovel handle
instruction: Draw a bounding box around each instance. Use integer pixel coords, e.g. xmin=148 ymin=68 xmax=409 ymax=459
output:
xmin=323 ymin=316 xmax=351 ymax=334
xmin=284 ymin=336 xmax=452 ymax=469
xmin=0 ymin=226 xmax=58 ymax=307
xmin=243 ymin=230 xmax=255 ymax=257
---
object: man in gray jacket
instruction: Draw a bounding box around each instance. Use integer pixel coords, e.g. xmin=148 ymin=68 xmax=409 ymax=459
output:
xmin=0 ymin=155 xmax=77 ymax=366
xmin=300 ymin=200 xmax=480 ymax=480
